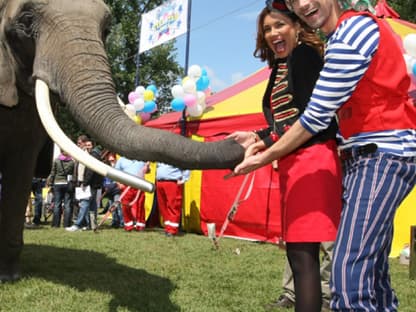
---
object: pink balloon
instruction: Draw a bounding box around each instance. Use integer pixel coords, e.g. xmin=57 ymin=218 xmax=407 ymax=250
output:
xmin=183 ymin=93 xmax=197 ymax=107
xmin=140 ymin=112 xmax=152 ymax=123
xmin=128 ymin=91 xmax=139 ymax=104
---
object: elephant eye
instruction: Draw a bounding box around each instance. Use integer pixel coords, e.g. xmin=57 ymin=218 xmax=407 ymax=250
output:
xmin=19 ymin=12 xmax=34 ymax=29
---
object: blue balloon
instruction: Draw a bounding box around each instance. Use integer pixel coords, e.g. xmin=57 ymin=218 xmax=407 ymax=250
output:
xmin=196 ymin=76 xmax=210 ymax=91
xmin=143 ymin=100 xmax=156 ymax=113
xmin=412 ymin=62 xmax=416 ymax=77
xmin=201 ymin=68 xmax=208 ymax=76
xmin=146 ymin=84 xmax=158 ymax=95
xmin=171 ymin=98 xmax=185 ymax=111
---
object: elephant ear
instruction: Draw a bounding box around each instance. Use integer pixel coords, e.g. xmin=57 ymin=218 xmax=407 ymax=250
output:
xmin=0 ymin=41 xmax=18 ymax=107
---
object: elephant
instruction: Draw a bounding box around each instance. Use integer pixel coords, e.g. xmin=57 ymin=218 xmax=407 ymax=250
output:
xmin=0 ymin=0 xmax=244 ymax=282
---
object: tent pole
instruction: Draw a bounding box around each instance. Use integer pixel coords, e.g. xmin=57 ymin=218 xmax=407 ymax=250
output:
xmin=181 ymin=0 xmax=192 ymax=136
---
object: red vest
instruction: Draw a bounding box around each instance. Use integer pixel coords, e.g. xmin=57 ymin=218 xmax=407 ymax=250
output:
xmin=336 ymin=11 xmax=416 ymax=139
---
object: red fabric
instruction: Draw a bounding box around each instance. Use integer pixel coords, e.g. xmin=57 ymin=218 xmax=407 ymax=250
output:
xmin=336 ymin=11 xmax=416 ymax=139
xmin=375 ymin=0 xmax=400 ymax=19
xmin=278 ymin=140 xmax=342 ymax=242
xmin=120 ymin=186 xmax=146 ymax=229
xmin=156 ymin=180 xmax=183 ymax=235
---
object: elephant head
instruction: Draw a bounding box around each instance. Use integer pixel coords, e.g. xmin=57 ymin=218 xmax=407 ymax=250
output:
xmin=0 ymin=0 xmax=245 ymax=283
xmin=1 ymin=0 xmax=245 ymax=190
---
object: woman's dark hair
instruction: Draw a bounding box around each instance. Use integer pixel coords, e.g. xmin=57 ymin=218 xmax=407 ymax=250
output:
xmin=253 ymin=6 xmax=324 ymax=67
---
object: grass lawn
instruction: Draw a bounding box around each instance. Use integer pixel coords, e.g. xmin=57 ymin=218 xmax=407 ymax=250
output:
xmin=0 ymin=225 xmax=415 ymax=312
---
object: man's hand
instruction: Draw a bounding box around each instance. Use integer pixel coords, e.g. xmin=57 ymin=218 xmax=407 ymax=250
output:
xmin=226 ymin=131 xmax=257 ymax=150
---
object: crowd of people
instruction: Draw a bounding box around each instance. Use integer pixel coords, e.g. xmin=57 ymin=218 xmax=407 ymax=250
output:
xmin=24 ymin=135 xmax=188 ymax=237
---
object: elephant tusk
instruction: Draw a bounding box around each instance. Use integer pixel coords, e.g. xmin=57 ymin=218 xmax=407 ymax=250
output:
xmin=35 ymin=79 xmax=155 ymax=193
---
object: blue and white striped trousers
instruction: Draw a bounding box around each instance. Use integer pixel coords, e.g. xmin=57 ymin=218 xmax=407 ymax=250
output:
xmin=331 ymin=152 xmax=416 ymax=312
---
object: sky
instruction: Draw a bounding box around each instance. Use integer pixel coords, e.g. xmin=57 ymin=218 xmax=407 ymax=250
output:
xmin=173 ymin=0 xmax=266 ymax=93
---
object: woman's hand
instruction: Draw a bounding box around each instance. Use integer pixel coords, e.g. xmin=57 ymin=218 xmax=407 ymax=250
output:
xmin=226 ymin=131 xmax=257 ymax=150
xmin=233 ymin=153 xmax=265 ymax=176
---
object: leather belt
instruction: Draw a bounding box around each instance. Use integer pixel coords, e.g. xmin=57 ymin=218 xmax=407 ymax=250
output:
xmin=340 ymin=143 xmax=378 ymax=161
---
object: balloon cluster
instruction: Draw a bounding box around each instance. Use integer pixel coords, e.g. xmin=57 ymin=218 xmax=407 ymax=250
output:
xmin=403 ymin=34 xmax=416 ymax=78
xmin=170 ymin=65 xmax=211 ymax=117
xmin=125 ymin=85 xmax=158 ymax=123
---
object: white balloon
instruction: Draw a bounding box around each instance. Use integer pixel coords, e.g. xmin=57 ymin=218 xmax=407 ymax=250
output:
xmin=196 ymin=91 xmax=206 ymax=105
xmin=403 ymin=34 xmax=416 ymax=58
xmin=187 ymin=103 xmax=204 ymax=117
xmin=183 ymin=79 xmax=197 ymax=94
xmin=188 ymin=64 xmax=202 ymax=81
xmin=171 ymin=84 xmax=185 ymax=98
xmin=403 ymin=53 xmax=416 ymax=75
xmin=133 ymin=98 xmax=145 ymax=111
xmin=135 ymin=86 xmax=146 ymax=97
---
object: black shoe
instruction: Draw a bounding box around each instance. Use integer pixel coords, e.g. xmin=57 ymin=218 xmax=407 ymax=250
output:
xmin=264 ymin=295 xmax=294 ymax=310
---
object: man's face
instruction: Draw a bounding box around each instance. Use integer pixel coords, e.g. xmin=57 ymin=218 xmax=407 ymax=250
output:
xmin=84 ymin=141 xmax=93 ymax=152
xmin=286 ymin=0 xmax=337 ymax=34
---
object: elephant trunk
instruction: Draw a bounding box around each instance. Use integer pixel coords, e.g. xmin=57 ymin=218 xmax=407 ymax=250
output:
xmin=34 ymin=37 xmax=244 ymax=170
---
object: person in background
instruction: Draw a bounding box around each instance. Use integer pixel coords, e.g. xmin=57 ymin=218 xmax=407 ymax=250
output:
xmin=31 ymin=177 xmax=45 ymax=226
xmin=72 ymin=134 xmax=90 ymax=220
xmin=269 ymin=242 xmax=334 ymax=310
xmin=115 ymin=157 xmax=149 ymax=232
xmin=155 ymin=163 xmax=189 ymax=237
xmin=102 ymin=151 xmax=123 ymax=228
xmin=66 ymin=141 xmax=103 ymax=231
xmin=47 ymin=150 xmax=75 ymax=228
xmin=227 ymin=2 xmax=342 ymax=311
xmin=234 ymin=0 xmax=416 ymax=310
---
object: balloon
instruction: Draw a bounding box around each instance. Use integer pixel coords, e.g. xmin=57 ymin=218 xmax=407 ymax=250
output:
xmin=184 ymin=93 xmax=197 ymax=107
xmin=196 ymin=91 xmax=206 ymax=105
xmin=182 ymin=76 xmax=191 ymax=85
xmin=135 ymin=86 xmax=146 ymax=97
xmin=143 ymin=90 xmax=155 ymax=101
xmin=171 ymin=84 xmax=185 ymax=98
xmin=146 ymin=84 xmax=157 ymax=95
xmin=188 ymin=64 xmax=202 ymax=81
xmin=187 ymin=104 xmax=204 ymax=117
xmin=196 ymin=75 xmax=210 ymax=91
xmin=133 ymin=98 xmax=145 ymax=112
xmin=133 ymin=115 xmax=141 ymax=125
xmin=413 ymin=62 xmax=416 ymax=77
xmin=403 ymin=54 xmax=416 ymax=74
xmin=201 ymin=68 xmax=208 ymax=76
xmin=171 ymin=98 xmax=186 ymax=111
xmin=183 ymin=79 xmax=196 ymax=94
xmin=143 ymin=100 xmax=156 ymax=113
xmin=404 ymin=34 xmax=416 ymax=58
xmin=128 ymin=91 xmax=139 ymax=104
xmin=140 ymin=112 xmax=151 ymax=123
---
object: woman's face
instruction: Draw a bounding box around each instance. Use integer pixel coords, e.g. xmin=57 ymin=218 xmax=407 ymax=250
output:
xmin=263 ymin=11 xmax=300 ymax=58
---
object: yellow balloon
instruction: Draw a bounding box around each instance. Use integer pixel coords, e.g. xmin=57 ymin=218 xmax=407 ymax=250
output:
xmin=134 ymin=115 xmax=142 ymax=125
xmin=143 ymin=90 xmax=154 ymax=101
xmin=182 ymin=76 xmax=190 ymax=85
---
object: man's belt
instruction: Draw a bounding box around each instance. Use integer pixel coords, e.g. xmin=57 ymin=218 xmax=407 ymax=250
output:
xmin=340 ymin=143 xmax=378 ymax=161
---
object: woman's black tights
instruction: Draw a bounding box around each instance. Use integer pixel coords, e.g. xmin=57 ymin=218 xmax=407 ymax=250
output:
xmin=286 ymin=242 xmax=322 ymax=312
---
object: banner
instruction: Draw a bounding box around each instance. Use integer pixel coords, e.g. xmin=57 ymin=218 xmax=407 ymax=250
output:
xmin=139 ymin=0 xmax=189 ymax=53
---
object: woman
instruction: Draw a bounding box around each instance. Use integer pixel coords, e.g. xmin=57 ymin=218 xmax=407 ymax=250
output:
xmin=47 ymin=150 xmax=75 ymax=228
xmin=227 ymin=1 xmax=342 ymax=311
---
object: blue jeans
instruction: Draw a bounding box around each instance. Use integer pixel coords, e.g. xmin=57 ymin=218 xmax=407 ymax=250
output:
xmin=52 ymin=184 xmax=73 ymax=227
xmin=74 ymin=187 xmax=98 ymax=228
xmin=110 ymin=194 xmax=124 ymax=227
xmin=32 ymin=179 xmax=44 ymax=225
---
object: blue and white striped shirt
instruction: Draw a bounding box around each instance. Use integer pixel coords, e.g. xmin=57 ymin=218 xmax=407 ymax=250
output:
xmin=299 ymin=15 xmax=416 ymax=156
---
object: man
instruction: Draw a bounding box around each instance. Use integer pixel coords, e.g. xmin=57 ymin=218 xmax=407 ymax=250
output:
xmin=234 ymin=0 xmax=416 ymax=310
xmin=155 ymin=163 xmax=189 ymax=237
xmin=66 ymin=140 xmax=103 ymax=231
xmin=115 ymin=157 xmax=149 ymax=232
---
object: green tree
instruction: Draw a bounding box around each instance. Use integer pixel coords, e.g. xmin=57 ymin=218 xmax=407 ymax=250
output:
xmin=387 ymin=0 xmax=416 ymax=22
xmin=104 ymin=0 xmax=184 ymax=112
